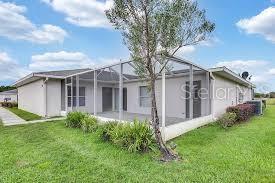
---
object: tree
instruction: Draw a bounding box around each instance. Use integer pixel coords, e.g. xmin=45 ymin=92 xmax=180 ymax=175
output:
xmin=106 ymin=0 xmax=215 ymax=161
xmin=0 ymin=85 xmax=16 ymax=92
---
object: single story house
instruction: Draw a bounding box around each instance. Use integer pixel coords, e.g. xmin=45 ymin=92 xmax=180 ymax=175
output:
xmin=13 ymin=57 xmax=255 ymax=140
xmin=0 ymin=89 xmax=18 ymax=103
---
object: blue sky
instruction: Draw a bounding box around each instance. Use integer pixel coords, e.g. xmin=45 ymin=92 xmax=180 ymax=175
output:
xmin=0 ymin=0 xmax=274 ymax=92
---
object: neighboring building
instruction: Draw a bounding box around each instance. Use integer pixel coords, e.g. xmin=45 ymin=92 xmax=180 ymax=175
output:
xmin=13 ymin=57 xmax=255 ymax=140
xmin=0 ymin=89 xmax=18 ymax=103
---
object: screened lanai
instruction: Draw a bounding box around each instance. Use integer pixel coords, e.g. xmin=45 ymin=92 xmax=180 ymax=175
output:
xmin=63 ymin=56 xmax=212 ymax=127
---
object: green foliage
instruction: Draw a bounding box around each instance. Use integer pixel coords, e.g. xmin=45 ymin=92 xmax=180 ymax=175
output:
xmin=65 ymin=111 xmax=86 ymax=128
xmin=104 ymin=120 xmax=155 ymax=153
xmin=217 ymin=112 xmax=237 ymax=129
xmin=106 ymin=0 xmax=215 ymax=79
xmin=81 ymin=116 xmax=98 ymax=133
xmin=99 ymin=121 xmax=120 ymax=142
xmin=0 ymin=85 xmax=16 ymax=92
xmin=6 ymin=107 xmax=41 ymax=121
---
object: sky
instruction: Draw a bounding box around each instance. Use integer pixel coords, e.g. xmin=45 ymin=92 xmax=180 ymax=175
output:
xmin=0 ymin=0 xmax=274 ymax=93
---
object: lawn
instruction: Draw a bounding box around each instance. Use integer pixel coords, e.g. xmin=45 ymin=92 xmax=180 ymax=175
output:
xmin=5 ymin=107 xmax=42 ymax=121
xmin=0 ymin=107 xmax=274 ymax=182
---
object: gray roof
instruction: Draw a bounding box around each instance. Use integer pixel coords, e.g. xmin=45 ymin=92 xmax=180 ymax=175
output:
xmin=0 ymin=89 xmax=17 ymax=95
xmin=35 ymin=68 xmax=91 ymax=77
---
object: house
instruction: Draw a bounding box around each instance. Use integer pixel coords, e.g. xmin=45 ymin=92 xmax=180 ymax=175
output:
xmin=13 ymin=57 xmax=255 ymax=140
xmin=0 ymin=89 xmax=18 ymax=103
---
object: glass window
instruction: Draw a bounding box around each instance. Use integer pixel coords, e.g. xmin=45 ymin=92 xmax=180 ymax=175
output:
xmin=68 ymin=97 xmax=72 ymax=107
xmin=79 ymin=97 xmax=85 ymax=106
xmin=239 ymin=92 xmax=244 ymax=103
xmin=79 ymin=87 xmax=85 ymax=96
xmin=79 ymin=87 xmax=85 ymax=106
xmin=67 ymin=86 xmax=85 ymax=107
xmin=139 ymin=86 xmax=151 ymax=107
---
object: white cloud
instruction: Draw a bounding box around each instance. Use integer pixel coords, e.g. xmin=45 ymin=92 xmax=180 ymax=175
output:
xmin=0 ymin=52 xmax=30 ymax=81
xmin=42 ymin=0 xmax=113 ymax=28
xmin=215 ymin=59 xmax=275 ymax=91
xmin=268 ymin=68 xmax=275 ymax=75
xmin=200 ymin=36 xmax=221 ymax=47
xmin=216 ymin=60 xmax=268 ymax=74
xmin=236 ymin=7 xmax=275 ymax=43
xmin=30 ymin=51 xmax=95 ymax=71
xmin=0 ymin=1 xmax=67 ymax=44
xmin=175 ymin=46 xmax=196 ymax=57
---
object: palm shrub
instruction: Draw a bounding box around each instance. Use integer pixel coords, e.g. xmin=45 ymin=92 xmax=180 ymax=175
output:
xmin=81 ymin=115 xmax=98 ymax=133
xmin=109 ymin=120 xmax=155 ymax=153
xmin=100 ymin=121 xmax=119 ymax=141
xmin=65 ymin=111 xmax=86 ymax=128
xmin=217 ymin=112 xmax=237 ymax=129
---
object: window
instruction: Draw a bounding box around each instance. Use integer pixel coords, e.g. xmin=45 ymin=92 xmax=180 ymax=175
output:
xmin=239 ymin=92 xmax=244 ymax=103
xmin=79 ymin=87 xmax=85 ymax=106
xmin=139 ymin=86 xmax=151 ymax=107
xmin=67 ymin=86 xmax=86 ymax=107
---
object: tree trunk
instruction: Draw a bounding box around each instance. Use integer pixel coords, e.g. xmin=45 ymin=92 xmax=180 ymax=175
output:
xmin=149 ymin=77 xmax=179 ymax=161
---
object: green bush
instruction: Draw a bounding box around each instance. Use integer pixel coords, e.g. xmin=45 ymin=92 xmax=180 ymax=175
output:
xmin=217 ymin=112 xmax=237 ymax=129
xmin=65 ymin=111 xmax=86 ymax=128
xmin=108 ymin=120 xmax=155 ymax=153
xmin=81 ymin=116 xmax=98 ymax=133
xmin=100 ymin=121 xmax=119 ymax=141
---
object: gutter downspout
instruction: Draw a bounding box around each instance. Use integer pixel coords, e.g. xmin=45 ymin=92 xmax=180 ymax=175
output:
xmin=43 ymin=77 xmax=49 ymax=118
xmin=210 ymin=72 xmax=216 ymax=119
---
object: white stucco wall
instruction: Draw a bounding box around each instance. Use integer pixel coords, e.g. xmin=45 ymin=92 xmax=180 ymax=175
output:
xmin=18 ymin=79 xmax=45 ymax=116
xmin=212 ymin=74 xmax=253 ymax=118
xmin=0 ymin=94 xmax=17 ymax=102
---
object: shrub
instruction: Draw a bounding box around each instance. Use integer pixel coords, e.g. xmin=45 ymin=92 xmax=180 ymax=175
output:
xmin=109 ymin=120 xmax=155 ymax=153
xmin=0 ymin=102 xmax=18 ymax=108
xmin=81 ymin=116 xmax=98 ymax=133
xmin=65 ymin=111 xmax=86 ymax=128
xmin=100 ymin=121 xmax=119 ymax=141
xmin=227 ymin=104 xmax=255 ymax=122
xmin=217 ymin=112 xmax=237 ymax=129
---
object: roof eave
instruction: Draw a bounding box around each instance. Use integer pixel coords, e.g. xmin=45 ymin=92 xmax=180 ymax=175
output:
xmin=12 ymin=73 xmax=65 ymax=87
xmin=209 ymin=67 xmax=255 ymax=88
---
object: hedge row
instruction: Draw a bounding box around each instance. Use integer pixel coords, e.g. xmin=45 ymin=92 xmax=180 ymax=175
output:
xmin=218 ymin=103 xmax=256 ymax=129
xmin=226 ymin=104 xmax=255 ymax=122
xmin=0 ymin=102 xmax=18 ymax=108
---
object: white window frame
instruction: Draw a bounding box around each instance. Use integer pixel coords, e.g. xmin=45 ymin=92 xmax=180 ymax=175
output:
xmin=67 ymin=86 xmax=86 ymax=107
xmin=139 ymin=86 xmax=151 ymax=107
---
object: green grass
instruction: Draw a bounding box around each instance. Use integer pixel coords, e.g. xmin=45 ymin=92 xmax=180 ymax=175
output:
xmin=0 ymin=107 xmax=274 ymax=182
xmin=5 ymin=107 xmax=42 ymax=121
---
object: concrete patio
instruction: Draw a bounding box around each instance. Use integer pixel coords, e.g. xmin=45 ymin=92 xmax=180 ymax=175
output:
xmin=97 ymin=111 xmax=187 ymax=126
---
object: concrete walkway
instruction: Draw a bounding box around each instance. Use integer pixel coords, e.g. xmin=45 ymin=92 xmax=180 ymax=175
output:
xmin=0 ymin=107 xmax=26 ymax=126
xmin=0 ymin=107 xmax=66 ymax=126
xmin=3 ymin=117 xmax=66 ymax=127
